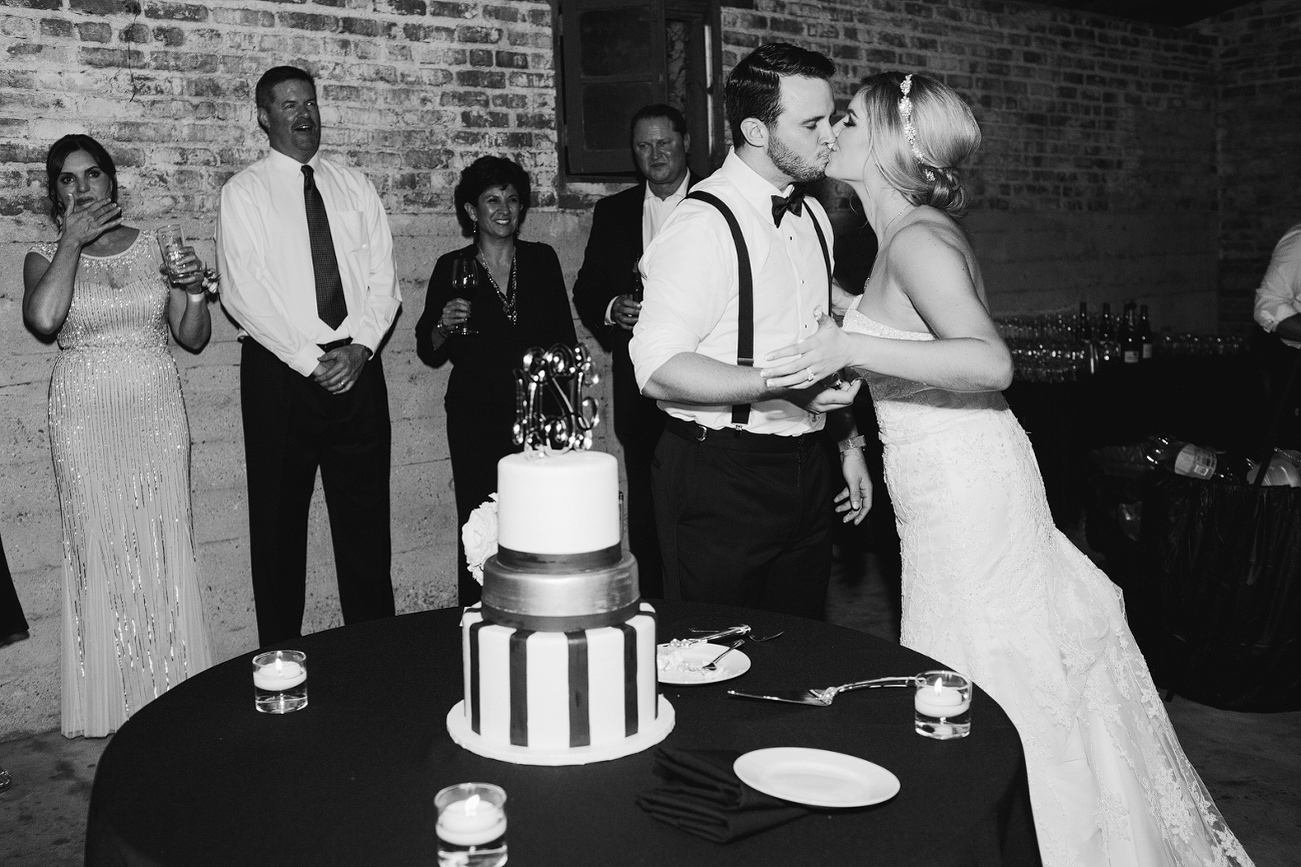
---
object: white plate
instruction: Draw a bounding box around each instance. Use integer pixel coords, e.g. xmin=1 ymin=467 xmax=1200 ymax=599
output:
xmin=733 ymin=747 xmax=900 ymax=808
xmin=656 ymin=642 xmax=752 ymax=684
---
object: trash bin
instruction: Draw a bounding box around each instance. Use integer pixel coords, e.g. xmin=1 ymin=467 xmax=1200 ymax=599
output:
xmin=1132 ymin=473 xmax=1301 ymax=712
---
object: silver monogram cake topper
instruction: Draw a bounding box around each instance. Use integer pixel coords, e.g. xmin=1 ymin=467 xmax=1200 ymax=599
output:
xmin=513 ymin=343 xmax=601 ymax=452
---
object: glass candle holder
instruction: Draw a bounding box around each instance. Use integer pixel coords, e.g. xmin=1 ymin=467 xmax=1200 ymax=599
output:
xmin=914 ymin=670 xmax=971 ymax=740
xmin=435 ymin=782 xmax=508 ymax=867
xmin=252 ymin=650 xmax=308 ymax=714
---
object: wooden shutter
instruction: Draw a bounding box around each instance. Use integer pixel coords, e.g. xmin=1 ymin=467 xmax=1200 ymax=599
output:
xmin=560 ymin=0 xmax=666 ymax=175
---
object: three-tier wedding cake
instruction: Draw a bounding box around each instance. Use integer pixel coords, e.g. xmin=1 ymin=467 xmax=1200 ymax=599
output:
xmin=445 ymin=346 xmax=674 ymax=765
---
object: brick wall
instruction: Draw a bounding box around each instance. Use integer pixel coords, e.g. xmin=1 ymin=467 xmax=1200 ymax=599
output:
xmin=724 ymin=0 xmax=1223 ymax=328
xmin=0 ymin=0 xmax=1282 ymax=736
xmin=1203 ymin=0 xmax=1301 ymax=332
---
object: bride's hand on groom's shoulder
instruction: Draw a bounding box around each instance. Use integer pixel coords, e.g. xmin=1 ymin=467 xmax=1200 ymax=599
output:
xmin=761 ymin=314 xmax=851 ymax=390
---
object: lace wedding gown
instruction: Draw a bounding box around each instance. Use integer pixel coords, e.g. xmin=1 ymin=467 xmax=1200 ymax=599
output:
xmin=844 ymin=305 xmax=1253 ymax=867
xmin=33 ymin=230 xmax=212 ymax=738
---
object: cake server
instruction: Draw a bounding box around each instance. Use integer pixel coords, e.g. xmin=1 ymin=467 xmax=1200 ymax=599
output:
xmin=727 ymin=676 xmax=915 ymax=706
xmin=675 ymin=626 xmax=785 ymax=646
xmin=671 ymin=625 xmax=751 ymax=646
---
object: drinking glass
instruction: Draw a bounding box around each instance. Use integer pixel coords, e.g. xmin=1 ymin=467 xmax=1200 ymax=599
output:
xmin=630 ymin=256 xmax=644 ymax=302
xmin=156 ymin=224 xmax=190 ymax=280
xmin=448 ymin=257 xmax=479 ymax=336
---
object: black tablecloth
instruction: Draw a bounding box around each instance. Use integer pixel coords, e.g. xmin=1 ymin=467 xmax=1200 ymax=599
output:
xmin=1131 ymin=475 xmax=1301 ymax=711
xmin=86 ymin=602 xmax=1040 ymax=866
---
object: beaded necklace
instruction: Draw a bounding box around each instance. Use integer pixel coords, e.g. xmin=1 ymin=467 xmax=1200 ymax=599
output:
xmin=477 ymin=252 xmax=518 ymax=325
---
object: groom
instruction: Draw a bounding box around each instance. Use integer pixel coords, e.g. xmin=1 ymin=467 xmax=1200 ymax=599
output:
xmin=629 ymin=43 xmax=863 ymax=618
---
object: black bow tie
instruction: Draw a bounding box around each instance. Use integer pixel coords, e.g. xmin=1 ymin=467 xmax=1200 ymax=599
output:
xmin=771 ymin=189 xmax=807 ymax=226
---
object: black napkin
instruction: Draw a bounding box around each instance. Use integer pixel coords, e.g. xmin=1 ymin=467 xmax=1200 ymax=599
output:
xmin=635 ymin=747 xmax=809 ymax=843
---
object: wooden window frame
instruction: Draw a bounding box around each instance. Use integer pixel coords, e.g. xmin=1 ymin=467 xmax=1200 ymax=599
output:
xmin=555 ymin=0 xmax=724 ymax=182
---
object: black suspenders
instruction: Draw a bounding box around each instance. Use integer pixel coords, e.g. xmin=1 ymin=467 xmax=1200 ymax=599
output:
xmin=685 ymin=189 xmax=832 ymax=427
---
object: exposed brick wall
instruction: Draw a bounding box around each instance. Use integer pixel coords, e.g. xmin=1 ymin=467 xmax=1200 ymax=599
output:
xmin=1202 ymin=0 xmax=1301 ymax=333
xmin=0 ymin=0 xmax=1285 ymax=736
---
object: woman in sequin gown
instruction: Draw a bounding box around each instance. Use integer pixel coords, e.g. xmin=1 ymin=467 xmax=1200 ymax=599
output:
xmin=23 ymin=135 xmax=214 ymax=738
xmin=765 ymin=75 xmax=1253 ymax=866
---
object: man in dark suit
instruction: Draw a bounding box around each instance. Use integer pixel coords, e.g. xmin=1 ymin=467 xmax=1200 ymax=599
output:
xmin=573 ymin=104 xmax=701 ymax=599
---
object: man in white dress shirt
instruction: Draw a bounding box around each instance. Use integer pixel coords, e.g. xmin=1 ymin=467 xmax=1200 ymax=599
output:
xmin=218 ymin=66 xmax=400 ymax=646
xmin=1254 ymin=221 xmax=1301 ymax=444
xmin=629 ymin=44 xmax=866 ymax=618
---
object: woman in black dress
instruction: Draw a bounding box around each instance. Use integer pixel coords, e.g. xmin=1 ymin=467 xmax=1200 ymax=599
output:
xmin=416 ymin=157 xmax=577 ymax=604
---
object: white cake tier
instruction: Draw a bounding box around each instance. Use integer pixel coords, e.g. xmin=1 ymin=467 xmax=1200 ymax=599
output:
xmin=496 ymin=450 xmax=620 ymax=555
xmin=458 ymin=603 xmax=663 ymax=756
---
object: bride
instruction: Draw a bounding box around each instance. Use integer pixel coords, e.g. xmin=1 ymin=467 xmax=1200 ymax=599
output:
xmin=764 ymin=72 xmax=1253 ymax=867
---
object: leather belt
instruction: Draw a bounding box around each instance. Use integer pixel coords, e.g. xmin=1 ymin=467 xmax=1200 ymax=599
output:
xmin=663 ymin=416 xmax=821 ymax=453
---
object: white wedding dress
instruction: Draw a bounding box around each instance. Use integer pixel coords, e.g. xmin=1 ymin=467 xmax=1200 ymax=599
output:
xmin=844 ymin=305 xmax=1253 ymax=867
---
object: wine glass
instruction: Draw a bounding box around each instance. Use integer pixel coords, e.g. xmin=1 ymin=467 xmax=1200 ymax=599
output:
xmin=448 ymin=256 xmax=479 ymax=336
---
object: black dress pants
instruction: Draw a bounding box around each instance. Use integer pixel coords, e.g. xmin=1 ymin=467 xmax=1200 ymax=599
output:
xmin=446 ymin=397 xmax=520 ymax=606
xmin=652 ymin=419 xmax=834 ymax=619
xmin=0 ymin=531 xmax=28 ymax=642
xmin=241 ymin=339 xmax=394 ymax=647
xmin=618 ymin=409 xmax=667 ymax=600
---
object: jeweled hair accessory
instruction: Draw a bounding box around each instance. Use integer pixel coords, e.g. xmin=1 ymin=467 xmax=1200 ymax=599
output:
xmin=513 ymin=343 xmax=601 ymax=453
xmin=898 ymin=74 xmax=936 ymax=182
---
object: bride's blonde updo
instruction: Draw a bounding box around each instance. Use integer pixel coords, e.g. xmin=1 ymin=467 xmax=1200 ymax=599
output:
xmin=857 ymin=71 xmax=981 ymax=216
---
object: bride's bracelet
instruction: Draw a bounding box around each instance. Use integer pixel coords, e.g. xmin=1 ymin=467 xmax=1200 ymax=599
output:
xmin=838 ymin=434 xmax=867 ymax=456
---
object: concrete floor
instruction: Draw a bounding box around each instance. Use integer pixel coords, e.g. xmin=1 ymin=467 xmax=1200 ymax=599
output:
xmin=2 ymin=539 xmax=1298 ymax=866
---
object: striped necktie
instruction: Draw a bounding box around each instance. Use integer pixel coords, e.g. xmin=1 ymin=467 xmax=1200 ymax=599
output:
xmin=302 ymin=165 xmax=347 ymax=330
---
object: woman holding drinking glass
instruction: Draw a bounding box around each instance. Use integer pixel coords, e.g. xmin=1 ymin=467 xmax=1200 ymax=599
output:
xmin=22 ymin=134 xmax=214 ymax=738
xmin=416 ymin=156 xmax=576 ymax=604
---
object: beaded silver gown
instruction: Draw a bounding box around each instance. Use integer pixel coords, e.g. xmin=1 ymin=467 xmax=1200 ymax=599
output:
xmin=844 ymin=303 xmax=1252 ymax=867
xmin=32 ymin=229 xmax=212 ymax=738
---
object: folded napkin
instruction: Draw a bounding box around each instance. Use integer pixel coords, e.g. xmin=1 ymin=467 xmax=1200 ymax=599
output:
xmin=636 ymin=747 xmax=809 ymax=843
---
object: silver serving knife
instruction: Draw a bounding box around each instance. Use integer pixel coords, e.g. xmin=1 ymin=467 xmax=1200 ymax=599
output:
xmin=727 ymin=676 xmax=915 ymax=706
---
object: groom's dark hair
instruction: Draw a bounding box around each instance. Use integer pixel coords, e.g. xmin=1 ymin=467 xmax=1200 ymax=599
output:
xmin=724 ymin=42 xmax=835 ymax=146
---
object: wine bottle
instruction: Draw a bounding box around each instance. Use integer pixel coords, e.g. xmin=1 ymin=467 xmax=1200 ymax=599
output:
xmin=1143 ymin=435 xmax=1241 ymax=482
xmin=1138 ymin=304 xmax=1154 ymax=360
xmin=1122 ymin=302 xmax=1140 ymax=364
xmin=1098 ymin=303 xmax=1113 ymax=340
xmin=1096 ymin=303 xmax=1118 ymax=364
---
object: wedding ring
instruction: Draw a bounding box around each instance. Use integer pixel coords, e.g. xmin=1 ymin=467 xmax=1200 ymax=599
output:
xmin=806 ymin=369 xmax=815 ymax=383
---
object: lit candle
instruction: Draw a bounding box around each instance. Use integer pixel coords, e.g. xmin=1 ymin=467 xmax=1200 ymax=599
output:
xmin=437 ymin=793 xmax=508 ymax=847
xmin=914 ymin=681 xmax=971 ymax=718
xmin=253 ymin=658 xmax=306 ymax=692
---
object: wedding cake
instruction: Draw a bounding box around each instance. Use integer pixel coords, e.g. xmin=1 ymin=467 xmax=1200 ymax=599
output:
xmin=446 ymin=347 xmax=674 ymax=765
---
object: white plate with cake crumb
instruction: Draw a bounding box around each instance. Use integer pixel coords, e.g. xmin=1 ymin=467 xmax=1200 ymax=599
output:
xmin=656 ymin=642 xmax=751 ymax=685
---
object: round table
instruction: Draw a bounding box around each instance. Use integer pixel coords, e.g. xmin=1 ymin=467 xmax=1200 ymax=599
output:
xmin=86 ymin=602 xmax=1040 ymax=865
